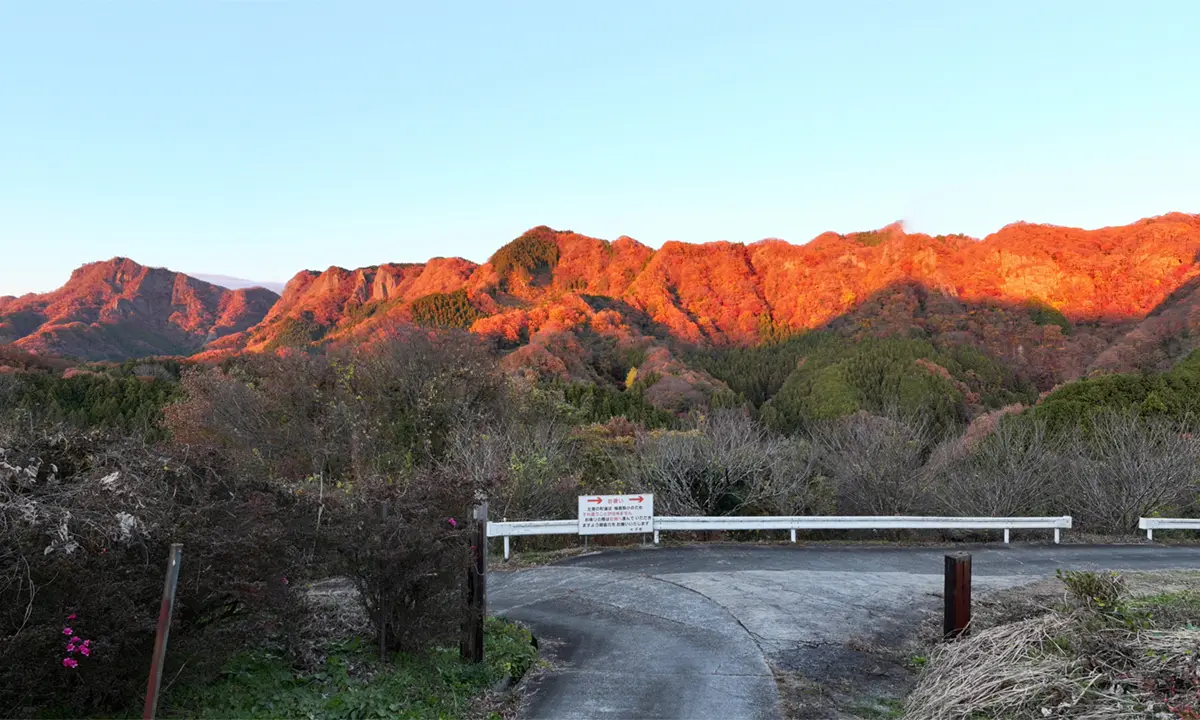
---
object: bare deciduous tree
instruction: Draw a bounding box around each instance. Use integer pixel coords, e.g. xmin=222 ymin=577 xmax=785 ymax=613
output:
xmin=928 ymin=416 xmax=1062 ymax=517
xmin=1062 ymin=412 xmax=1200 ymax=533
xmin=621 ymin=409 xmax=828 ymax=516
xmin=812 ymin=408 xmax=939 ymax=516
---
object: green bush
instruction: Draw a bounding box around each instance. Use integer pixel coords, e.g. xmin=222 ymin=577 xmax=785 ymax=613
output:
xmin=1058 ymin=569 xmax=1127 ymax=612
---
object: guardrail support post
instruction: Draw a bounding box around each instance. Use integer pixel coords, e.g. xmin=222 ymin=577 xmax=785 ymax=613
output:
xmin=944 ymin=552 xmax=972 ymax=640
xmin=790 ymin=528 xmax=796 ymax=543
xmin=1003 ymin=528 xmax=1010 ymax=544
xmin=653 ymin=529 xmax=660 ymax=544
xmin=1147 ymin=528 xmax=1154 ymax=542
xmin=1054 ymin=528 xmax=1060 ymax=544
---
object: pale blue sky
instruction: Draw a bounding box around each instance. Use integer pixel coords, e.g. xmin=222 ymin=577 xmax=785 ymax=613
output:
xmin=2 ymin=1 xmax=1198 ymax=296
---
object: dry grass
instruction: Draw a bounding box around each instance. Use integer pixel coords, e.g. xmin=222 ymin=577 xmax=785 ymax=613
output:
xmin=904 ymin=572 xmax=1200 ymax=720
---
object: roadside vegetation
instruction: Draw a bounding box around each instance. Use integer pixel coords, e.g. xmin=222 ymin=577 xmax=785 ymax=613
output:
xmin=5 ymin=327 xmax=1200 ymax=716
xmin=906 ymin=571 xmax=1200 ymax=719
xmin=0 ymin=330 xmax=540 ymax=718
xmin=169 ymin=618 xmax=537 ymax=720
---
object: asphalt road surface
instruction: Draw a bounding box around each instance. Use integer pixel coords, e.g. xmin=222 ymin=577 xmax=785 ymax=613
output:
xmin=490 ymin=544 xmax=1200 ymax=720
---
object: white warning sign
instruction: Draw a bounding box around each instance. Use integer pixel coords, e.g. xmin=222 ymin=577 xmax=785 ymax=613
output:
xmin=578 ymin=493 xmax=654 ymax=535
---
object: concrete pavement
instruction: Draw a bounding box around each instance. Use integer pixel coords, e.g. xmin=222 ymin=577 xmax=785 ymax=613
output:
xmin=490 ymin=544 xmax=1200 ymax=720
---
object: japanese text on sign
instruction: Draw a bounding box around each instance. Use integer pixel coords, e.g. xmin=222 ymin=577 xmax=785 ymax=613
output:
xmin=578 ymin=493 xmax=654 ymax=535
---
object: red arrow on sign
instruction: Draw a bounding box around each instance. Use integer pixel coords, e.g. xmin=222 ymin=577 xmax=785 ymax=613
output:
xmin=629 ymin=496 xmax=645 ymax=503
xmin=587 ymin=497 xmax=602 ymax=504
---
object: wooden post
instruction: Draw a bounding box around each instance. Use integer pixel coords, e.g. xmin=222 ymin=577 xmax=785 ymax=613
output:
xmin=461 ymin=501 xmax=487 ymax=663
xmin=143 ymin=543 xmax=183 ymax=720
xmin=944 ymin=552 xmax=972 ymax=640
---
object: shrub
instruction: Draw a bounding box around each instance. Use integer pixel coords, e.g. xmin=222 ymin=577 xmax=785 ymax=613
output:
xmin=1057 ymin=569 xmax=1127 ymax=613
xmin=0 ymin=427 xmax=313 ymax=717
xmin=167 ymin=328 xmax=506 ymax=483
xmin=325 ymin=470 xmax=475 ymax=654
xmin=166 ymin=328 xmax=504 ymax=656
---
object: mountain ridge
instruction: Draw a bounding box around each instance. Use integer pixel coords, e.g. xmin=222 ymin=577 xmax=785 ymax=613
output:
xmin=5 ymin=214 xmax=1200 ymax=397
xmin=0 ymin=257 xmax=279 ymax=360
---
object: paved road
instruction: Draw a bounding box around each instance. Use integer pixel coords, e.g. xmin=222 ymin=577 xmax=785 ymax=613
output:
xmin=490 ymin=544 xmax=1200 ymax=720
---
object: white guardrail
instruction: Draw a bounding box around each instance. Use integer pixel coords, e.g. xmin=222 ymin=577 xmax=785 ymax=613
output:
xmin=1139 ymin=517 xmax=1200 ymax=541
xmin=488 ymin=515 xmax=1073 ymax=559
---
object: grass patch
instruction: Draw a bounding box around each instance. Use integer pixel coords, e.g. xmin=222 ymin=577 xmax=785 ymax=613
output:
xmin=905 ymin=571 xmax=1200 ymax=719
xmin=167 ymin=617 xmax=538 ymax=720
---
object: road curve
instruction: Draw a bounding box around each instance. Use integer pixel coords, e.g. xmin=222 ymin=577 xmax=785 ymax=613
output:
xmin=491 ymin=544 xmax=1200 ymax=720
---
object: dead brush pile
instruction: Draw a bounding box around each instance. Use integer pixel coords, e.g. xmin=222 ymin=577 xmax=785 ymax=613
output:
xmin=905 ymin=571 xmax=1200 ymax=719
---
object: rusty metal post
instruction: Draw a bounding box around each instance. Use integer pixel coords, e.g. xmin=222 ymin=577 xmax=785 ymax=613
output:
xmin=143 ymin=543 xmax=183 ymax=720
xmin=944 ymin=552 xmax=972 ymax=640
xmin=461 ymin=501 xmax=487 ymax=663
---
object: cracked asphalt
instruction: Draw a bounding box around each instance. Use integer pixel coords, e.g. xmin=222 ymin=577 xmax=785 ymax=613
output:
xmin=490 ymin=544 xmax=1200 ymax=720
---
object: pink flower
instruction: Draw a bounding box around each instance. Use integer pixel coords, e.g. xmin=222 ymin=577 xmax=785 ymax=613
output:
xmin=448 ymin=518 xmax=457 ymax=528
xmin=69 ymin=636 xmax=80 ymax=644
xmin=67 ymin=614 xmax=77 ymax=620
xmin=62 ymin=627 xmax=73 ymax=635
xmin=79 ymin=646 xmax=91 ymax=657
xmin=281 ymin=576 xmax=288 ymax=585
xmin=82 ymin=640 xmax=90 ymax=647
xmin=62 ymin=658 xmax=78 ymax=669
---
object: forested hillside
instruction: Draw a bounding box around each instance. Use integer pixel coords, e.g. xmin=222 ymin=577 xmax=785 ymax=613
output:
xmin=8 ymin=215 xmax=1200 ymax=416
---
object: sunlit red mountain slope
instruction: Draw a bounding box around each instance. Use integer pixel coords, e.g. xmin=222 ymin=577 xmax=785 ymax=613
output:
xmin=0 ymin=258 xmax=278 ymax=360
xmin=6 ymin=214 xmax=1200 ymax=398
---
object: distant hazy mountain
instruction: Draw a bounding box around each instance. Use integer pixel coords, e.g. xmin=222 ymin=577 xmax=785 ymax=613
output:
xmin=189 ymin=274 xmax=287 ymax=294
